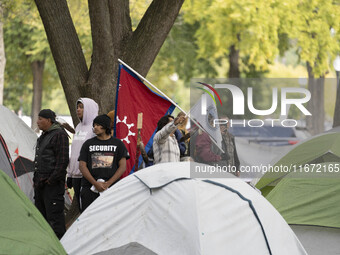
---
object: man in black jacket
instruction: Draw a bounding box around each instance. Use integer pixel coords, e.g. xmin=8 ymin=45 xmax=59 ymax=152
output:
xmin=33 ymin=109 xmax=69 ymax=239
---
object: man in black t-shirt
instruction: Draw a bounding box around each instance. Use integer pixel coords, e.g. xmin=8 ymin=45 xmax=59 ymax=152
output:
xmin=78 ymin=114 xmax=129 ymax=211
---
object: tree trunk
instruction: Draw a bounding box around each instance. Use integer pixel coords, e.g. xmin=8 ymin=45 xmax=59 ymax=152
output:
xmin=332 ymin=72 xmax=340 ymax=127
xmin=31 ymin=60 xmax=45 ymax=132
xmin=306 ymin=62 xmax=325 ymax=135
xmin=34 ymin=0 xmax=88 ymax=126
xmin=228 ymin=44 xmax=240 ymax=78
xmin=34 ymin=0 xmax=184 ymax=124
xmin=0 ymin=6 xmax=5 ymax=105
xmin=226 ymin=44 xmax=240 ymax=118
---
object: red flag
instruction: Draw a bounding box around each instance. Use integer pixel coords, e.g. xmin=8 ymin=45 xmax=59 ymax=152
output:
xmin=114 ymin=64 xmax=175 ymax=177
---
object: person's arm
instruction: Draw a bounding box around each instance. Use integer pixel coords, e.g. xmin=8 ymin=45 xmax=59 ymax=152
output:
xmin=153 ymin=122 xmax=177 ymax=144
xmin=79 ymin=161 xmax=106 ymax=192
xmin=47 ymin=132 xmax=69 ymax=184
xmin=105 ymin=158 xmax=127 ymax=188
xmin=154 ymin=116 xmax=186 ymax=144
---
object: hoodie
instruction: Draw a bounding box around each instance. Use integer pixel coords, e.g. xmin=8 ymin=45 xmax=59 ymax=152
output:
xmin=67 ymin=98 xmax=99 ymax=178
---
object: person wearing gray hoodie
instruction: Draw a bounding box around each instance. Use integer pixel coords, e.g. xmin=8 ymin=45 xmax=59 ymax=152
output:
xmin=67 ymin=98 xmax=99 ymax=210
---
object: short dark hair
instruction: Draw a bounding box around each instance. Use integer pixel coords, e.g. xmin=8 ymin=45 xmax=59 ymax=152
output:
xmin=93 ymin=114 xmax=112 ymax=135
xmin=157 ymin=115 xmax=174 ymax=132
xmin=105 ymin=127 xmax=112 ymax=135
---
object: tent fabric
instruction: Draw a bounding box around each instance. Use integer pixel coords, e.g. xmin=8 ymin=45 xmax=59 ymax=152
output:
xmin=0 ymin=106 xmax=37 ymax=164
xmin=93 ymin=242 xmax=157 ymax=255
xmin=0 ymin=136 xmax=13 ymax=174
xmin=266 ymin=168 xmax=340 ymax=229
xmin=0 ymin=169 xmax=66 ymax=254
xmin=290 ymin=225 xmax=340 ymax=255
xmin=264 ymin=165 xmax=340 ymax=255
xmin=61 ymin=162 xmax=306 ymax=255
xmin=256 ymin=132 xmax=340 ymax=191
xmin=0 ymin=105 xmax=37 ymax=201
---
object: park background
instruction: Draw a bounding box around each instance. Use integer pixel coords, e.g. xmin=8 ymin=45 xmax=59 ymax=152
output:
xmin=0 ymin=0 xmax=340 ymax=135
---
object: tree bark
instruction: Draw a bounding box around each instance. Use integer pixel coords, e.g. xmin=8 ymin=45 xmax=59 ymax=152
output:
xmin=122 ymin=0 xmax=184 ymax=77
xmin=0 ymin=6 xmax=5 ymax=105
xmin=34 ymin=0 xmax=184 ymax=123
xmin=228 ymin=44 xmax=240 ymax=78
xmin=34 ymin=0 xmax=88 ymax=125
xmin=306 ymin=62 xmax=325 ymax=135
xmin=87 ymin=0 xmax=117 ymax=113
xmin=332 ymin=72 xmax=340 ymax=127
xmin=31 ymin=60 xmax=45 ymax=132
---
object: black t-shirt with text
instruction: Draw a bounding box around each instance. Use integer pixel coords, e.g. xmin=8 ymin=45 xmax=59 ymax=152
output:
xmin=78 ymin=136 xmax=129 ymax=187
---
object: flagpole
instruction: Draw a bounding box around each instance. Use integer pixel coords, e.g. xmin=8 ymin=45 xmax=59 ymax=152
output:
xmin=118 ymin=59 xmax=224 ymax=153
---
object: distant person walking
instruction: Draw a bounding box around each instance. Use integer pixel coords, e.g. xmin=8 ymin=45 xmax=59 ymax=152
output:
xmin=78 ymin=114 xmax=129 ymax=211
xmin=67 ymin=98 xmax=98 ymax=211
xmin=33 ymin=109 xmax=69 ymax=239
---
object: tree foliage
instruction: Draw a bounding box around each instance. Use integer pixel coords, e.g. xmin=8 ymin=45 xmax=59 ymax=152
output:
xmin=153 ymin=16 xmax=217 ymax=83
xmin=3 ymin=0 xmax=60 ymax=115
xmin=33 ymin=0 xmax=184 ymax=125
xmin=283 ymin=0 xmax=340 ymax=77
xmin=281 ymin=0 xmax=340 ymax=132
xmin=183 ymin=0 xmax=280 ymax=74
xmin=4 ymin=0 xmax=340 ymax=128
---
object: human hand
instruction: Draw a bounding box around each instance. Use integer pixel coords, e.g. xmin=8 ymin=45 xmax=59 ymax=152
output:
xmin=102 ymin=182 xmax=111 ymax=190
xmin=94 ymin=181 xmax=106 ymax=192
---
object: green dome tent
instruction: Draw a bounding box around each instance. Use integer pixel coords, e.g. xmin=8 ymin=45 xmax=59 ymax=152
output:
xmin=252 ymin=132 xmax=340 ymax=254
xmin=266 ymin=167 xmax=340 ymax=228
xmin=0 ymin=169 xmax=66 ymax=254
xmin=255 ymin=132 xmax=340 ymax=195
xmin=265 ymin=165 xmax=340 ymax=255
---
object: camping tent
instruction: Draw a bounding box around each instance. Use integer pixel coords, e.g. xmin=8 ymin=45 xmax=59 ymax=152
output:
xmin=255 ymin=132 xmax=340 ymax=195
xmin=0 ymin=169 xmax=66 ymax=254
xmin=0 ymin=105 xmax=38 ymax=201
xmin=61 ymin=162 xmax=306 ymax=255
xmin=265 ymin=166 xmax=340 ymax=255
xmin=0 ymin=106 xmax=72 ymax=208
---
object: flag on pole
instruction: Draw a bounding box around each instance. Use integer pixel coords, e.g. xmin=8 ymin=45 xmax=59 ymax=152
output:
xmin=189 ymin=89 xmax=223 ymax=152
xmin=114 ymin=64 xmax=175 ymax=178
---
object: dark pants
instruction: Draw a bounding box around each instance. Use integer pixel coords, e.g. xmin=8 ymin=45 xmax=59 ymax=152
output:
xmin=72 ymin=178 xmax=82 ymax=211
xmin=80 ymin=186 xmax=99 ymax=212
xmin=34 ymin=182 xmax=66 ymax=239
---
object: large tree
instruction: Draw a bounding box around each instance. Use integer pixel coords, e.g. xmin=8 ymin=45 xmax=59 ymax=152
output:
xmin=284 ymin=0 xmax=340 ymax=134
xmin=184 ymin=0 xmax=280 ymax=78
xmin=0 ymin=4 xmax=5 ymax=105
xmin=0 ymin=0 xmax=14 ymax=105
xmin=4 ymin=1 xmax=57 ymax=131
xmin=34 ymin=0 xmax=184 ymax=124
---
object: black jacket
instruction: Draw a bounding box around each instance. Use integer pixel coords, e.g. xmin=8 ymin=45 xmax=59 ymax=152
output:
xmin=33 ymin=124 xmax=69 ymax=186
